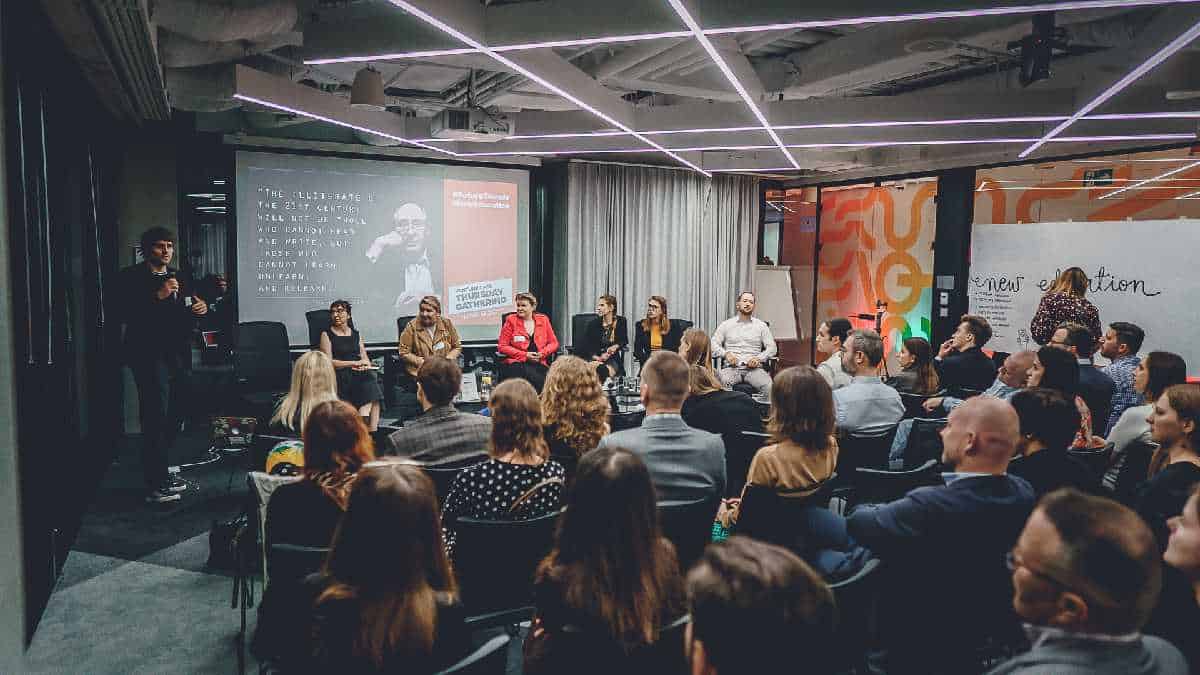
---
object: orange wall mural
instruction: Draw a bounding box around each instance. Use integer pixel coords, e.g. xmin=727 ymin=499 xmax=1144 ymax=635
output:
xmin=817 ymin=181 xmax=937 ymax=350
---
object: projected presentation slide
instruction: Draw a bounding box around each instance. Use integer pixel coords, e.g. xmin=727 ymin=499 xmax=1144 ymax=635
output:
xmin=235 ymin=151 xmax=529 ymax=345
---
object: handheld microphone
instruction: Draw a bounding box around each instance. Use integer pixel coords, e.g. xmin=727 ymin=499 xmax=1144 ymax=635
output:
xmin=166 ymin=271 xmax=178 ymax=301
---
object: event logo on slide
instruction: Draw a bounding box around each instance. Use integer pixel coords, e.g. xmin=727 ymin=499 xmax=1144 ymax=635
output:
xmin=442 ymin=180 xmax=519 ymax=324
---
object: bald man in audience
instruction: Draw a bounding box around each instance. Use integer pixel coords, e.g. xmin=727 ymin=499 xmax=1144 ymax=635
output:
xmin=849 ymin=397 xmax=1036 ymax=673
xmin=923 ymin=349 xmax=1036 ymax=414
xmin=989 ymin=488 xmax=1187 ymax=674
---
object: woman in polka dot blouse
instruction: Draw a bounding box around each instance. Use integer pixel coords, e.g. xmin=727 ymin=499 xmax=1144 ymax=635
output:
xmin=442 ymin=378 xmax=565 ymax=556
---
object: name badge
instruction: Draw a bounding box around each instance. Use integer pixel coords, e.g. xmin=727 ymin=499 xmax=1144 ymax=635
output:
xmin=433 ymin=341 xmax=446 ymax=351
xmin=513 ymin=335 xmax=527 ymax=343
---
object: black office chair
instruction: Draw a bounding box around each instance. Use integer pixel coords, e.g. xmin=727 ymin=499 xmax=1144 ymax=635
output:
xmin=233 ymin=321 xmax=292 ymax=420
xmin=453 ymin=508 xmax=563 ymax=617
xmin=850 ymin=459 xmax=940 ymax=507
xmin=1067 ymin=445 xmax=1111 ymax=483
xmin=422 ymin=459 xmax=487 ymax=507
xmin=899 ymin=417 xmax=949 ymax=470
xmin=1111 ymin=440 xmax=1159 ymax=505
xmin=567 ymin=313 xmax=595 ymax=355
xmin=735 ymin=478 xmax=837 ymax=550
xmin=898 ymin=391 xmax=943 ymax=419
xmin=837 ymin=427 xmax=899 ymax=476
xmin=658 ymin=497 xmax=720 ymax=572
xmin=435 ymin=635 xmax=512 ymax=675
xmin=828 ymin=558 xmax=884 ymax=675
xmin=726 ymin=430 xmax=771 ymax=498
xmin=384 ymin=315 xmax=418 ymax=414
xmin=521 ymin=614 xmax=689 ymax=675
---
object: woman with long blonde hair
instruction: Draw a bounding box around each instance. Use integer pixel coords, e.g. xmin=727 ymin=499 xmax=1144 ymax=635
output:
xmin=270 ymin=350 xmax=339 ymax=434
xmin=1030 ymin=266 xmax=1102 ymax=346
xmin=442 ymin=378 xmax=566 ymax=556
xmin=633 ymin=295 xmax=684 ymax=367
xmin=542 ymin=356 xmax=611 ymax=480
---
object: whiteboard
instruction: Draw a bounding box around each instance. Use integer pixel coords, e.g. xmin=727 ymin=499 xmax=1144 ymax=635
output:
xmin=754 ymin=266 xmax=799 ymax=341
xmin=968 ymin=220 xmax=1194 ymax=373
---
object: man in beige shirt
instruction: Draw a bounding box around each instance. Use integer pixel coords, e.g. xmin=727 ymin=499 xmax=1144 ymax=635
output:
xmin=397 ymin=295 xmax=462 ymax=377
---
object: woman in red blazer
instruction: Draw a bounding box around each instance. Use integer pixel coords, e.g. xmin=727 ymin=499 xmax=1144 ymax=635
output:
xmin=498 ymin=291 xmax=560 ymax=392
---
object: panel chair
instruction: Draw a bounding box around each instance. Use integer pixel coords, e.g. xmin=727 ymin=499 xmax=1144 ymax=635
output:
xmin=233 ymin=321 xmax=292 ymax=420
xmin=453 ymin=508 xmax=563 ymax=619
xmin=658 ymin=496 xmax=721 ymax=572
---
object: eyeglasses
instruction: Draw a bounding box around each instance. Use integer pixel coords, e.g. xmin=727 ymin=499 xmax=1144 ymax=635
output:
xmin=330 ymin=308 xmax=349 ymax=315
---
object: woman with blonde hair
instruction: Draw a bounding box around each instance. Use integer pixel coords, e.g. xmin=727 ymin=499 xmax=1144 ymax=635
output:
xmin=679 ymin=329 xmax=762 ymax=486
xmin=542 ymin=356 xmax=610 ymax=481
xmin=269 ymin=350 xmax=340 ymax=434
xmin=442 ymin=378 xmax=565 ymax=556
xmin=1030 ymin=266 xmax=1102 ymax=346
xmin=633 ymin=295 xmax=684 ymax=367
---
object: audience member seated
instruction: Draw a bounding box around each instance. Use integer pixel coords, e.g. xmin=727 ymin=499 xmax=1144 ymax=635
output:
xmin=1103 ymin=352 xmax=1187 ymax=492
xmin=679 ymin=329 xmax=763 ymax=448
xmin=1161 ymin=486 xmax=1200 ymax=670
xmin=266 ymin=350 xmax=339 ymax=437
xmin=598 ymin=351 xmax=726 ymax=505
xmin=988 ymin=488 xmax=1187 ymax=675
xmin=934 ymin=313 xmax=999 ymax=393
xmin=711 ymin=291 xmax=777 ymax=396
xmin=1008 ymin=389 xmax=1095 ymax=496
xmin=1137 ymin=384 xmax=1200 ymax=551
xmin=386 ymin=356 xmax=490 ymax=465
xmin=253 ymin=400 xmax=375 ymax=664
xmin=299 ymin=463 xmax=470 ymax=674
xmin=833 ymin=330 xmax=904 ymax=437
xmin=814 ymin=318 xmax=853 ymax=390
xmin=497 ymin=291 xmax=560 ymax=392
xmin=577 ymin=293 xmax=628 ymax=383
xmin=633 ymin=295 xmax=684 ymax=367
xmin=886 ymin=336 xmax=940 ymax=395
xmin=1051 ymin=321 xmax=1115 ymax=428
xmin=923 ymin=349 xmax=1034 ymax=415
xmin=847 ymin=397 xmax=1035 ymax=673
xmin=541 ymin=355 xmax=610 ymax=482
xmin=722 ymin=365 xmax=838 ymax=525
xmin=685 ymin=536 xmax=837 ymax=675
xmin=397 ymin=295 xmax=463 ymax=378
xmin=441 ymin=378 xmax=565 ymax=556
xmin=1100 ymin=321 xmax=1147 ymax=436
xmin=525 ymin=447 xmax=686 ymax=675
xmin=1029 ymin=266 xmax=1103 ymax=346
xmin=319 ymin=299 xmax=383 ymax=431
xmin=1028 ymin=345 xmax=1095 ymax=449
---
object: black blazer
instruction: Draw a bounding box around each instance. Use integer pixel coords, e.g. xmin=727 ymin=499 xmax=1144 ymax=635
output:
xmin=577 ymin=316 xmax=629 ymax=361
xmin=933 ymin=347 xmax=997 ymax=393
xmin=633 ymin=319 xmax=685 ymax=365
xmin=1078 ymin=364 xmax=1116 ymax=429
xmin=115 ymin=263 xmax=199 ymax=366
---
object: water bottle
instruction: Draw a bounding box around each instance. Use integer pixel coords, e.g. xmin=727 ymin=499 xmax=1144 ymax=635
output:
xmin=480 ymin=372 xmax=493 ymax=402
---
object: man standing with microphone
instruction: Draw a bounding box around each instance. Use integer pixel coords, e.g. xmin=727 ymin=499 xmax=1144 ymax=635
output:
xmin=117 ymin=227 xmax=207 ymax=504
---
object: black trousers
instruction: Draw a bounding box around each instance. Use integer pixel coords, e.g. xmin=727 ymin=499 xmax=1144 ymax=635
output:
xmin=501 ymin=361 xmax=548 ymax=393
xmin=129 ymin=356 xmax=190 ymax=489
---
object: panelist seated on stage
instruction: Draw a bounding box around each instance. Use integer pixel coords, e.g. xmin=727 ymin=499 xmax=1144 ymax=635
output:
xmin=711 ymin=291 xmax=777 ymax=397
xmin=577 ymin=293 xmax=628 ymax=383
xmin=319 ymin=299 xmax=383 ymax=432
xmin=498 ymin=291 xmax=559 ymax=392
xmin=397 ymin=295 xmax=463 ymax=378
xmin=388 ymin=356 xmax=491 ymax=466
xmin=633 ymin=295 xmax=684 ymax=367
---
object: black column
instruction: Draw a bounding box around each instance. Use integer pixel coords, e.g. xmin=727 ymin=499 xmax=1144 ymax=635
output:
xmin=932 ymin=168 xmax=977 ymax=345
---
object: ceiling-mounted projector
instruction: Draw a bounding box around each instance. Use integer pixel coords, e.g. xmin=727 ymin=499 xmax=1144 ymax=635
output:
xmin=430 ymin=108 xmax=514 ymax=142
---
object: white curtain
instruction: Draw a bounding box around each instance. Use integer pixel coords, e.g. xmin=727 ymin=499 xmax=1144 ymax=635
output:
xmin=563 ymin=161 xmax=759 ymax=345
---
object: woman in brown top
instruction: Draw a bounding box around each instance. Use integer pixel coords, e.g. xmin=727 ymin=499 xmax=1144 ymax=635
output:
xmin=1030 ymin=267 xmax=1102 ymax=346
xmin=721 ymin=366 xmax=838 ymax=525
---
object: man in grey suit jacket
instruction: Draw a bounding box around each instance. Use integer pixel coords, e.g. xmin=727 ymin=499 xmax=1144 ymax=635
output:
xmin=598 ymin=351 xmax=725 ymax=504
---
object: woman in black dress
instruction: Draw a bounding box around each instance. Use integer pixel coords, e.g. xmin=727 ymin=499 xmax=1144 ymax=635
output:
xmin=579 ymin=294 xmax=628 ymax=384
xmin=1138 ymin=383 xmax=1200 ymax=551
xmin=318 ymin=299 xmax=383 ymax=431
